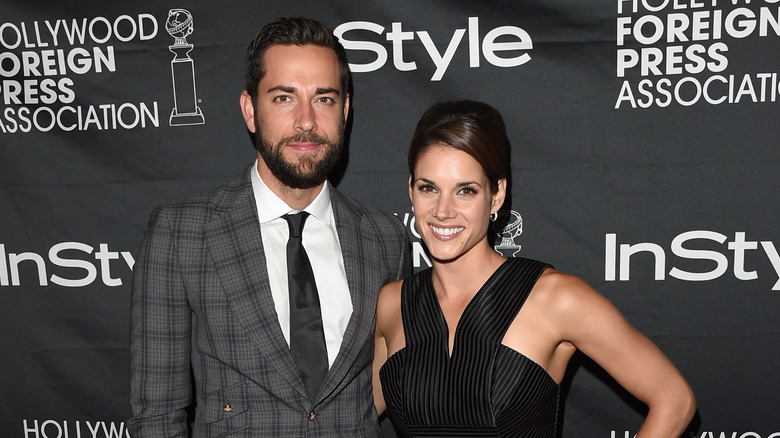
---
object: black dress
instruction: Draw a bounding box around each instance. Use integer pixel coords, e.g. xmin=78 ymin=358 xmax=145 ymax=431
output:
xmin=379 ymin=258 xmax=560 ymax=437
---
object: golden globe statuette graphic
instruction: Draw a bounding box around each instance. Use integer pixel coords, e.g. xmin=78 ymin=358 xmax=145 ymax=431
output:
xmin=166 ymin=9 xmax=205 ymax=126
xmin=492 ymin=210 xmax=523 ymax=257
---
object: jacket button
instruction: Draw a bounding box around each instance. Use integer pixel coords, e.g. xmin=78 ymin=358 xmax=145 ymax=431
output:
xmin=307 ymin=410 xmax=316 ymax=421
xmin=223 ymin=404 xmax=233 ymax=412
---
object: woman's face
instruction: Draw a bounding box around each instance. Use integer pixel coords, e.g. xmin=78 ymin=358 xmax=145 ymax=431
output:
xmin=409 ymin=144 xmax=506 ymax=263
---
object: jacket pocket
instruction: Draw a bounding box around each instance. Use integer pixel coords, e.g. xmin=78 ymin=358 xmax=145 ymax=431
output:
xmin=202 ymin=381 xmax=249 ymax=436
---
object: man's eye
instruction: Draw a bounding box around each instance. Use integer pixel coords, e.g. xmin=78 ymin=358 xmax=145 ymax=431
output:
xmin=274 ymin=95 xmax=291 ymax=103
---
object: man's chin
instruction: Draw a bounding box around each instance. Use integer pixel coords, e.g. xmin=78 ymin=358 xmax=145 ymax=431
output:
xmin=283 ymin=174 xmax=326 ymax=190
xmin=257 ymin=137 xmax=342 ymax=189
xmin=275 ymin=161 xmax=332 ymax=189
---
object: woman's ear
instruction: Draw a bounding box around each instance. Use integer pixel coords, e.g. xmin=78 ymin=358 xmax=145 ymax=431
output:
xmin=491 ymin=178 xmax=507 ymax=213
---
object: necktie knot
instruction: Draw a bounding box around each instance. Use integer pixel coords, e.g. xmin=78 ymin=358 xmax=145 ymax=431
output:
xmin=283 ymin=212 xmax=309 ymax=239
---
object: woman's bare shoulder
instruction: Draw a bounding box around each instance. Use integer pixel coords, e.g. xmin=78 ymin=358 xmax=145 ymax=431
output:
xmin=376 ymin=279 xmax=404 ymax=332
xmin=378 ymin=279 xmax=404 ymax=305
xmin=532 ymin=267 xmax=595 ymax=304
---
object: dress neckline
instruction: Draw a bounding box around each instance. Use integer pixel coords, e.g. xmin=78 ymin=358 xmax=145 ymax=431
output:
xmin=428 ymin=258 xmax=510 ymax=359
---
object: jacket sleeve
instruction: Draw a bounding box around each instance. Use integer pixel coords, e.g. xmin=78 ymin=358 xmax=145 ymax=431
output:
xmin=395 ymin=220 xmax=413 ymax=280
xmin=128 ymin=206 xmax=193 ymax=438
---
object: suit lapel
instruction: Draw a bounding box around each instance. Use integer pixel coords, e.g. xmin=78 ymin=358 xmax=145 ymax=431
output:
xmin=318 ymin=190 xmax=384 ymax=400
xmin=204 ymin=169 xmax=307 ymax=398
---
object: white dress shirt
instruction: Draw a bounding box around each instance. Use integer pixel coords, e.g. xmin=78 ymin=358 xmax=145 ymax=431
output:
xmin=250 ymin=160 xmax=353 ymax=368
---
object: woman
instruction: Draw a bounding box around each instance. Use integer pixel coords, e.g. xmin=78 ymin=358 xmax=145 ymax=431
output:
xmin=373 ymin=100 xmax=696 ymax=437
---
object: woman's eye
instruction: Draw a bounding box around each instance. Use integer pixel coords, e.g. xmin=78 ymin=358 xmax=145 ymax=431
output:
xmin=459 ymin=187 xmax=477 ymax=195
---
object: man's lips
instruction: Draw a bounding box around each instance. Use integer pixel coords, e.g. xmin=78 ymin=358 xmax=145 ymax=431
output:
xmin=287 ymin=142 xmax=321 ymax=152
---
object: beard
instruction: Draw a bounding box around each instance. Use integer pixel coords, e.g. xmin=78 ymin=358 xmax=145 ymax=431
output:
xmin=253 ymin=119 xmax=345 ymax=189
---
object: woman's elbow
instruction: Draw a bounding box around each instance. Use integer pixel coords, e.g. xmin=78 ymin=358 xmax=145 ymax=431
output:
xmin=657 ymin=380 xmax=697 ymax=431
xmin=679 ymin=384 xmax=697 ymax=424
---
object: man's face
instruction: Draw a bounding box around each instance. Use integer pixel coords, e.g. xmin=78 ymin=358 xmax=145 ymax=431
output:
xmin=241 ymin=44 xmax=349 ymax=189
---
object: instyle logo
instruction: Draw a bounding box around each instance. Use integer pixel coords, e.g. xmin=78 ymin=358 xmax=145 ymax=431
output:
xmin=396 ymin=211 xmax=432 ymax=268
xmin=334 ymin=17 xmax=533 ymax=81
xmin=605 ymin=231 xmax=780 ymax=290
xmin=0 ymin=242 xmax=134 ymax=288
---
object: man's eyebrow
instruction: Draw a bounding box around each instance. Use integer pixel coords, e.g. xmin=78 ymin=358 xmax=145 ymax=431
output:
xmin=265 ymin=85 xmax=296 ymax=94
xmin=264 ymin=85 xmax=341 ymax=96
xmin=316 ymin=87 xmax=341 ymax=96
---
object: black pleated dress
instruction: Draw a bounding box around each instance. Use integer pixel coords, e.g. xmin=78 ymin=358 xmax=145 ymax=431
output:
xmin=379 ymin=257 xmax=560 ymax=437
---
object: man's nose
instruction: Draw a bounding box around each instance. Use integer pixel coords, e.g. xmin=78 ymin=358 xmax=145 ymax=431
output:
xmin=295 ymin=102 xmax=317 ymax=132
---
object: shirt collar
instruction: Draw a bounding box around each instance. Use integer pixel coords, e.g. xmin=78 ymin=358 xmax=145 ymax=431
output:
xmin=250 ymin=159 xmax=333 ymax=225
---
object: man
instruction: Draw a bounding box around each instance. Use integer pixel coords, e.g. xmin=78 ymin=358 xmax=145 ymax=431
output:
xmin=129 ymin=17 xmax=411 ymax=437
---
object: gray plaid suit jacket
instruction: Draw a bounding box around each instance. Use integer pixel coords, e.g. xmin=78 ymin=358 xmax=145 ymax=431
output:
xmin=129 ymin=165 xmax=412 ymax=437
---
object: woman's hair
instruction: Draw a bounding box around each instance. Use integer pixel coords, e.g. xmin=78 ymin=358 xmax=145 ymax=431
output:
xmin=408 ymin=100 xmax=510 ymax=193
xmin=245 ymin=17 xmax=351 ymax=104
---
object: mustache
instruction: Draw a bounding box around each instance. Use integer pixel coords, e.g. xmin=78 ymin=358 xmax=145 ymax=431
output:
xmin=279 ymin=131 xmax=331 ymax=146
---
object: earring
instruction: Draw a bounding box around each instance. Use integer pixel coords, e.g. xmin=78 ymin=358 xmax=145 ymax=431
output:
xmin=411 ymin=205 xmax=414 ymax=213
xmin=490 ymin=211 xmax=498 ymax=222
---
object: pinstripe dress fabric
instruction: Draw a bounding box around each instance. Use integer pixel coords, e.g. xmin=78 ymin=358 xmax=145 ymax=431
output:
xmin=379 ymin=258 xmax=560 ymax=437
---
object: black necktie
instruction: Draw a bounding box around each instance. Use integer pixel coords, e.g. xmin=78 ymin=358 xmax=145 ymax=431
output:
xmin=283 ymin=212 xmax=328 ymax=400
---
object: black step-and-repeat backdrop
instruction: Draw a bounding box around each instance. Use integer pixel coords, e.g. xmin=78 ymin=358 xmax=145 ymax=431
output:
xmin=1 ymin=1 xmax=778 ymax=437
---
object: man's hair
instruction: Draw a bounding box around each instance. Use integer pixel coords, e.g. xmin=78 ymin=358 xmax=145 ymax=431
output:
xmin=408 ymin=100 xmax=511 ymax=194
xmin=245 ymin=17 xmax=350 ymax=104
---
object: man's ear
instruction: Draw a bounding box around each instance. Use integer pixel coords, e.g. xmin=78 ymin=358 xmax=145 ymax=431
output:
xmin=239 ymin=90 xmax=256 ymax=133
xmin=343 ymin=93 xmax=350 ymax=122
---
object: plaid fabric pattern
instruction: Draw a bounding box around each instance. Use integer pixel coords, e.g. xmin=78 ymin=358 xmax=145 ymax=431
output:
xmin=129 ymin=165 xmax=412 ymax=437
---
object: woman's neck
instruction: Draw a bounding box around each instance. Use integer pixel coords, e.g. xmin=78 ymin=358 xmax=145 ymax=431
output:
xmin=430 ymin=240 xmax=506 ymax=300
